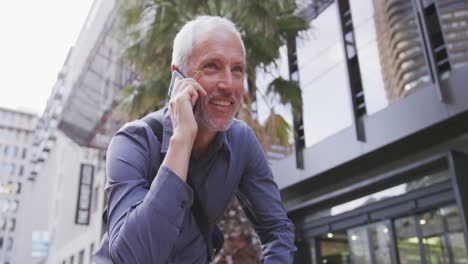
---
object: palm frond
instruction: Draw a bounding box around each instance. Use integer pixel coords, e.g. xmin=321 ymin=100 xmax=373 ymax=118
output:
xmin=114 ymin=79 xmax=167 ymax=120
xmin=266 ymin=77 xmax=303 ymax=118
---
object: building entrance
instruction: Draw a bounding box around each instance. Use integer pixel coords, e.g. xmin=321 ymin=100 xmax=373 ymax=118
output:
xmin=315 ymin=205 xmax=467 ymax=264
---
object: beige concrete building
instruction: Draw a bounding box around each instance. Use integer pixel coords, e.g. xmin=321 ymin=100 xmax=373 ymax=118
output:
xmin=374 ymin=0 xmax=468 ymax=102
xmin=0 ymin=107 xmax=37 ymax=263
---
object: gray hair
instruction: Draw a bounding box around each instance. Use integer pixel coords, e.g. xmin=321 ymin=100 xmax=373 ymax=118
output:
xmin=171 ymin=16 xmax=246 ymax=75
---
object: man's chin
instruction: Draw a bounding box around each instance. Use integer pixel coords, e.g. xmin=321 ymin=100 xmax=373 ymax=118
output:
xmin=206 ymin=120 xmax=233 ymax=132
xmin=197 ymin=116 xmax=233 ymax=132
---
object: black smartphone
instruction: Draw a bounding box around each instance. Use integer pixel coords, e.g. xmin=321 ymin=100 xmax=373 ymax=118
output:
xmin=168 ymin=70 xmax=186 ymax=97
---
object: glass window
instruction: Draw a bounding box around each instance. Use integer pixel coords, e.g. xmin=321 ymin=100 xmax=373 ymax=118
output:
xmin=0 ymin=218 xmax=6 ymax=230
xmin=8 ymin=219 xmax=15 ymax=231
xmin=13 ymin=182 xmax=21 ymax=194
xmin=18 ymin=165 xmax=24 ymax=177
xmin=319 ymin=231 xmax=351 ymax=264
xmin=22 ymin=148 xmax=27 ymax=159
xmin=395 ymin=216 xmax=422 ymax=264
xmin=348 ymin=226 xmax=371 ymax=263
xmin=442 ymin=205 xmax=468 ymax=263
xmin=439 ymin=1 xmax=468 ymax=70
xmin=350 ymin=0 xmax=431 ymax=105
xmin=331 ymin=169 xmax=449 ymax=216
xmin=349 ymin=0 xmax=388 ymax=114
xmin=11 ymin=146 xmax=18 ymax=158
xmin=6 ymin=237 xmax=13 ymax=251
xmin=10 ymin=163 xmax=15 ymax=176
xmin=297 ymin=2 xmax=353 ymax=146
xmin=299 ymin=168 xmax=450 ymax=224
xmin=369 ymin=223 xmax=393 ymax=264
xmin=419 ymin=210 xmax=450 ymax=264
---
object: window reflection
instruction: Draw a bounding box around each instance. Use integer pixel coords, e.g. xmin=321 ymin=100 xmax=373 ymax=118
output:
xmin=438 ymin=1 xmax=468 ymax=70
xmin=348 ymin=227 xmax=371 ymax=264
xmin=352 ymin=0 xmax=431 ymax=104
xmin=297 ymin=2 xmax=353 ymax=146
xmin=349 ymin=0 xmax=388 ymax=114
xmin=419 ymin=210 xmax=450 ymax=264
xmin=330 ymin=169 xmax=449 ymax=216
xmin=319 ymin=231 xmax=351 ymax=264
xmin=369 ymin=223 xmax=393 ymax=264
xmin=395 ymin=216 xmax=422 ymax=264
xmin=443 ymin=205 xmax=468 ymax=263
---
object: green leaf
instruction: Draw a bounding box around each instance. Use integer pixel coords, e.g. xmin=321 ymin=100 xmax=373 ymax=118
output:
xmin=266 ymin=77 xmax=303 ymax=118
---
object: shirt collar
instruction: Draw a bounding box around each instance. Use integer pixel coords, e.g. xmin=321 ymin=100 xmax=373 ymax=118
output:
xmin=160 ymin=108 xmax=232 ymax=156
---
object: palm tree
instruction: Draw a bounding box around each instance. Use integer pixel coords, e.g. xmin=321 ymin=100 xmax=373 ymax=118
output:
xmin=114 ymin=0 xmax=309 ymax=262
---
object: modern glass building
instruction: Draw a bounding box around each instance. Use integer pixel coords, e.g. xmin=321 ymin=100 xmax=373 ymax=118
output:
xmin=270 ymin=0 xmax=468 ymax=263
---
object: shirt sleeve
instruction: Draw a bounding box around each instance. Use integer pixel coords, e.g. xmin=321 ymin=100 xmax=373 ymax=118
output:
xmin=104 ymin=122 xmax=194 ymax=263
xmin=236 ymin=127 xmax=297 ymax=264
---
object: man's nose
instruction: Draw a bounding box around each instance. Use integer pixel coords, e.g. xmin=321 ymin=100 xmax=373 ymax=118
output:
xmin=217 ymin=68 xmax=233 ymax=90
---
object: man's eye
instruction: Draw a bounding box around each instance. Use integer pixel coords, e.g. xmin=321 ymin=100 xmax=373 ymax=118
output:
xmin=232 ymin=66 xmax=243 ymax=72
xmin=204 ymin=63 xmax=217 ymax=69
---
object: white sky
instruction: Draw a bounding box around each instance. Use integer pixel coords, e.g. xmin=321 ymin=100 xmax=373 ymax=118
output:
xmin=0 ymin=0 xmax=95 ymax=115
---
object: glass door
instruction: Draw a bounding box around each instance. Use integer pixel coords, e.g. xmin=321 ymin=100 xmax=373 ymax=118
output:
xmin=318 ymin=231 xmax=351 ymax=264
xmin=348 ymin=221 xmax=395 ymax=264
xmin=394 ymin=205 xmax=468 ymax=264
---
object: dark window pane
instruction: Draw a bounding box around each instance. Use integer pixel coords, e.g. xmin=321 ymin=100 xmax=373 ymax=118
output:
xmin=319 ymin=231 xmax=351 ymax=263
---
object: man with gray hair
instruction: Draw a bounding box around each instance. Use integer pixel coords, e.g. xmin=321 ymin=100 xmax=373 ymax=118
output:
xmin=95 ymin=15 xmax=296 ymax=263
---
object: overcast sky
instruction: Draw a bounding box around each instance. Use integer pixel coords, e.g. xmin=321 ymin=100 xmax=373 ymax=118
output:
xmin=0 ymin=0 xmax=94 ymax=115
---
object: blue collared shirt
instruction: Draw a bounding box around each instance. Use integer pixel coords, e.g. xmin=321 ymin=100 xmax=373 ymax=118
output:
xmin=95 ymin=109 xmax=296 ymax=263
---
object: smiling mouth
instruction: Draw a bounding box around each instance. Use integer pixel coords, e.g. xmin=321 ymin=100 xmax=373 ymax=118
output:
xmin=211 ymin=99 xmax=232 ymax=106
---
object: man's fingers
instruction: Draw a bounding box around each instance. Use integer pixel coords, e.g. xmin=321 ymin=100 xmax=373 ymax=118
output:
xmin=188 ymin=85 xmax=199 ymax=106
xmin=173 ymin=78 xmax=207 ymax=98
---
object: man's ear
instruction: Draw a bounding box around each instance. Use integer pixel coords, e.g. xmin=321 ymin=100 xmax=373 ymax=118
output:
xmin=171 ymin=64 xmax=177 ymax=72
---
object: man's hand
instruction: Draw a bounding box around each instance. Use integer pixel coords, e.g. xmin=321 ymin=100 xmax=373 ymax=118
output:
xmin=168 ymin=77 xmax=207 ymax=145
xmin=163 ymin=76 xmax=207 ymax=181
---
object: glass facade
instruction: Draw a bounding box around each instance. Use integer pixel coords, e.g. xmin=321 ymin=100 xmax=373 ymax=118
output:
xmin=296 ymin=163 xmax=468 ymax=264
xmin=296 ymin=168 xmax=450 ymax=220
xmin=438 ymin=0 xmax=468 ymax=70
xmin=349 ymin=0 xmax=388 ymax=115
xmin=290 ymin=1 xmax=468 ymax=263
xmin=318 ymin=231 xmax=350 ymax=264
xmin=294 ymin=0 xmax=468 ymax=147
xmin=297 ymin=1 xmax=353 ymax=146
xmin=306 ymin=204 xmax=467 ymax=264
xmin=395 ymin=216 xmax=422 ymax=264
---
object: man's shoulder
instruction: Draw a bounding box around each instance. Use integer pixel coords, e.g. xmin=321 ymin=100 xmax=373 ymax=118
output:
xmin=117 ymin=108 xmax=166 ymax=135
xmin=228 ymin=118 xmax=251 ymax=134
xmin=226 ymin=118 xmax=257 ymax=143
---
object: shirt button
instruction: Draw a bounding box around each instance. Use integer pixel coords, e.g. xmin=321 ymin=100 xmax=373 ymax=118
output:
xmin=181 ymin=200 xmax=187 ymax=208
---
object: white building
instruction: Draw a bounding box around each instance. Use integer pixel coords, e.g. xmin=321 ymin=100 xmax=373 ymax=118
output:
xmin=0 ymin=107 xmax=38 ymax=263
xmin=11 ymin=0 xmax=129 ymax=263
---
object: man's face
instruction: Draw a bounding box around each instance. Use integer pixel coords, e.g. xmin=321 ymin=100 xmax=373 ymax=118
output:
xmin=187 ymin=28 xmax=245 ymax=132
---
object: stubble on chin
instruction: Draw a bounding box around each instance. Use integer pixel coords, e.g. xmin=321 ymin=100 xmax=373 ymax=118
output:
xmin=194 ymin=99 xmax=237 ymax=132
